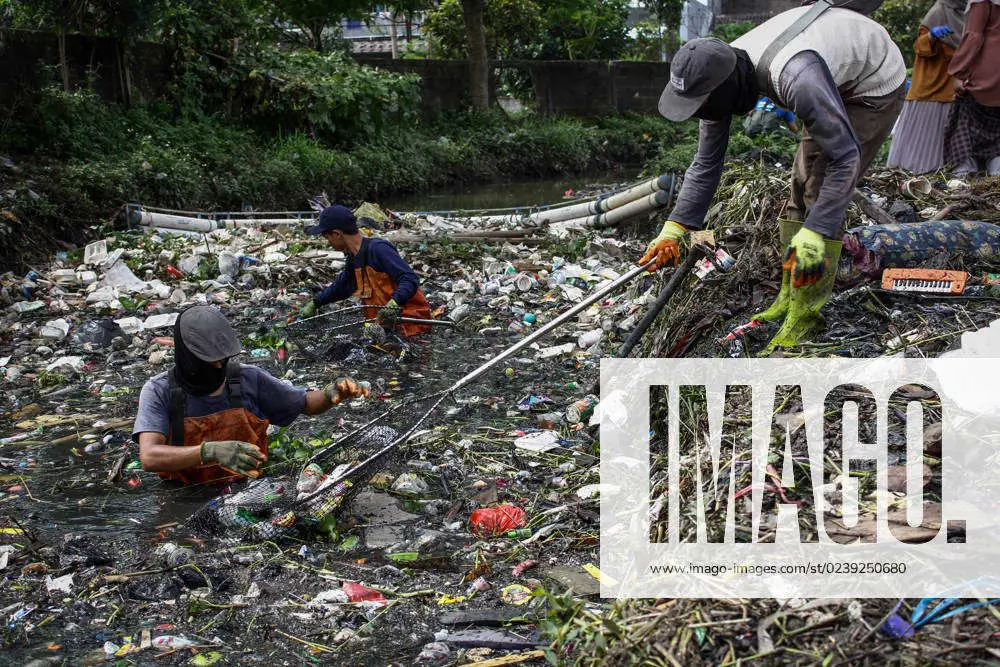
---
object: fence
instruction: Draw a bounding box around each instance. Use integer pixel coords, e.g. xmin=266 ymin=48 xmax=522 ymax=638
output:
xmin=0 ymin=28 xmax=670 ymax=117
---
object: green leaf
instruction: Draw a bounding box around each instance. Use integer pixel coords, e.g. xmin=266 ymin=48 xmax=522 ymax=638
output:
xmin=190 ymin=652 xmax=224 ymax=666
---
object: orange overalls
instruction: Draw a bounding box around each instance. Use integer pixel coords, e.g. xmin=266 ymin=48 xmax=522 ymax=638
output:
xmin=353 ymin=239 xmax=432 ymax=337
xmin=158 ymin=362 xmax=269 ymax=486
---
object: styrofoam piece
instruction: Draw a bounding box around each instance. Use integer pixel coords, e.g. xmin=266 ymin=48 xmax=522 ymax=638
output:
xmin=84 ymin=239 xmax=108 ymax=265
xmin=143 ymin=313 xmax=179 ymax=330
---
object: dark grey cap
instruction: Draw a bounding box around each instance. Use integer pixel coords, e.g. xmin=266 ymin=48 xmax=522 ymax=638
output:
xmin=178 ymin=305 xmax=243 ymax=362
xmin=658 ymin=38 xmax=737 ymax=121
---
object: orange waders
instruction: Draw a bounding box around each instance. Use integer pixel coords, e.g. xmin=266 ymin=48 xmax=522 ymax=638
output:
xmin=353 ymin=239 xmax=432 ymax=337
xmin=158 ymin=362 xmax=269 ymax=486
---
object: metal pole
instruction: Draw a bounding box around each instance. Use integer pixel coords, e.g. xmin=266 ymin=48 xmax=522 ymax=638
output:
xmin=617 ymin=247 xmax=701 ymax=358
xmin=398 ymin=317 xmax=455 ymax=327
xmin=450 ymin=260 xmax=655 ymax=392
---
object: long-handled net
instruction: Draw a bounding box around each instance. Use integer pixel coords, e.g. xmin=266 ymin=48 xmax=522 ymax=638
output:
xmin=187 ymin=261 xmax=655 ymax=540
xmin=185 ymin=390 xmax=451 ymax=540
xmin=279 ymin=304 xmax=453 ymax=363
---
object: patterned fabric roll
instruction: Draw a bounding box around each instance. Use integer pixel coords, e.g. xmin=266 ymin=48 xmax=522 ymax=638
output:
xmin=841 ymin=220 xmax=1000 ymax=280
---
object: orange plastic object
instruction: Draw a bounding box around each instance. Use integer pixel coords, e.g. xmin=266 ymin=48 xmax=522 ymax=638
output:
xmin=880 ymin=268 xmax=967 ymax=295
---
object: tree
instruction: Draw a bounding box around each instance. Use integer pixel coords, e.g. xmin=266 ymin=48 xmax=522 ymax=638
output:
xmin=640 ymin=0 xmax=682 ymax=60
xmin=873 ymin=0 xmax=934 ymax=67
xmin=537 ymin=0 xmax=629 ymax=60
xmin=425 ymin=0 xmax=627 ymax=61
xmin=462 ymin=0 xmax=489 ymax=108
xmin=423 ymin=0 xmax=544 ymax=60
xmin=271 ymin=0 xmax=371 ymax=51
xmin=383 ymin=0 xmax=431 ymax=58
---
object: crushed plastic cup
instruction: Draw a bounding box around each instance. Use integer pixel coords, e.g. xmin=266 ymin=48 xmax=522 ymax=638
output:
xmin=516 ymin=273 xmax=537 ymax=292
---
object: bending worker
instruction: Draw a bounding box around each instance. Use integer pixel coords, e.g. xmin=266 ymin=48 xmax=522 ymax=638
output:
xmin=134 ymin=305 xmax=369 ymax=484
xmin=300 ymin=204 xmax=432 ymax=337
xmin=640 ymin=5 xmax=905 ymax=351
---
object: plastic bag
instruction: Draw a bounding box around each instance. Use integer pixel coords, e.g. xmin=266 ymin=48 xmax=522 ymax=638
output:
xmin=468 ymin=504 xmax=527 ymax=538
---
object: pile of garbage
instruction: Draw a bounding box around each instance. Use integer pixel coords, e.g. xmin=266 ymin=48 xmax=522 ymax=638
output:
xmin=0 ymin=202 xmax=664 ymax=664
xmin=0 ymin=161 xmax=999 ymax=664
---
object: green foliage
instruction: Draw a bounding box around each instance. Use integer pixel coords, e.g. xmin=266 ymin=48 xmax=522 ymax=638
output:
xmin=423 ymin=0 xmax=545 ymax=59
xmin=641 ymin=119 xmax=700 ymax=174
xmin=244 ymin=331 xmax=287 ymax=351
xmin=149 ymin=0 xmax=276 ymax=116
xmin=642 ymin=0 xmax=683 ymax=28
xmin=622 ymin=18 xmax=679 ymax=61
xmin=36 ymin=370 xmax=66 ymax=389
xmin=244 ymin=49 xmax=422 ymax=141
xmin=424 ymin=0 xmax=630 ymax=60
xmin=269 ymin=428 xmax=335 ymax=464
xmin=642 ymin=117 xmax=798 ymax=176
xmin=539 ymin=0 xmax=630 ymax=60
xmin=710 ymin=20 xmax=755 ymax=42
xmin=539 ymin=590 xmax=630 ymax=665
xmin=0 ymin=88 xmax=677 ymax=247
xmin=873 ymin=0 xmax=934 ymax=67
xmin=269 ymin=0 xmax=370 ymax=51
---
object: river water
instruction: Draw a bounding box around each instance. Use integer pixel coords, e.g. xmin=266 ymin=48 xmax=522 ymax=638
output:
xmin=382 ymin=168 xmax=643 ymax=213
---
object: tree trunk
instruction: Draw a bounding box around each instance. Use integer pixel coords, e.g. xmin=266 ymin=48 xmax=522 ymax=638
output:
xmin=57 ymin=31 xmax=70 ymax=92
xmin=461 ymin=0 xmax=489 ymax=109
xmin=309 ymin=22 xmax=324 ymax=51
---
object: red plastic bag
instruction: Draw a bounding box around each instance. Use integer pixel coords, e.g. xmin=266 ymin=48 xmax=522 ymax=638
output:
xmin=468 ymin=504 xmax=527 ymax=538
xmin=342 ymin=581 xmax=387 ymax=604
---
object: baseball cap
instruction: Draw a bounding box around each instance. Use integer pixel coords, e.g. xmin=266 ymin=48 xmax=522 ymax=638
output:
xmin=306 ymin=204 xmax=359 ymax=235
xmin=177 ymin=305 xmax=243 ymax=362
xmin=658 ymin=38 xmax=738 ymax=122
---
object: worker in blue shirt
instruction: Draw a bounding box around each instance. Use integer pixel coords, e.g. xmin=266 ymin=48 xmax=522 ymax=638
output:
xmin=300 ymin=205 xmax=432 ymax=336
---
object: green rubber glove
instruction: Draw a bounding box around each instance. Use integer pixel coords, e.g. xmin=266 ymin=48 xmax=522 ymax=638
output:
xmin=639 ymin=221 xmax=687 ymax=271
xmin=200 ymin=440 xmax=266 ymax=477
xmin=301 ymin=300 xmax=318 ymax=319
xmin=783 ymin=227 xmax=827 ymax=287
xmin=324 ymin=377 xmax=371 ymax=405
xmin=377 ymin=299 xmax=401 ymax=326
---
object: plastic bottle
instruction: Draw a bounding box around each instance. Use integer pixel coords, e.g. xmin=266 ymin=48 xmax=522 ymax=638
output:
xmin=566 ymin=394 xmax=599 ymax=424
xmin=505 ymin=528 xmax=532 ymax=539
xmin=151 ymin=636 xmax=197 ymax=651
xmin=157 ymin=542 xmax=195 ymax=568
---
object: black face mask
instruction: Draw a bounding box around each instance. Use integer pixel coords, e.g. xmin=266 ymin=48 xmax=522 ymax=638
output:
xmin=694 ymin=48 xmax=759 ymax=122
xmin=172 ymin=313 xmax=228 ymax=396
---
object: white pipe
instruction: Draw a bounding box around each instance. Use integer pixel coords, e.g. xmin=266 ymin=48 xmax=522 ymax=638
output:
xmin=530 ymin=174 xmax=673 ymax=225
xmin=217 ymin=218 xmax=314 ymax=227
xmin=603 ymin=189 xmax=672 ymax=225
xmin=136 ymin=211 xmax=217 ymax=233
xmin=550 ymin=189 xmax=671 ymax=232
xmin=599 ymin=174 xmax=674 ymax=212
xmin=455 ymin=173 xmax=674 ymax=227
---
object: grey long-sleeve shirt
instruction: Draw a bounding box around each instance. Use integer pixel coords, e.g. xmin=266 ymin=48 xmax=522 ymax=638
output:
xmin=667 ymin=51 xmax=861 ymax=239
